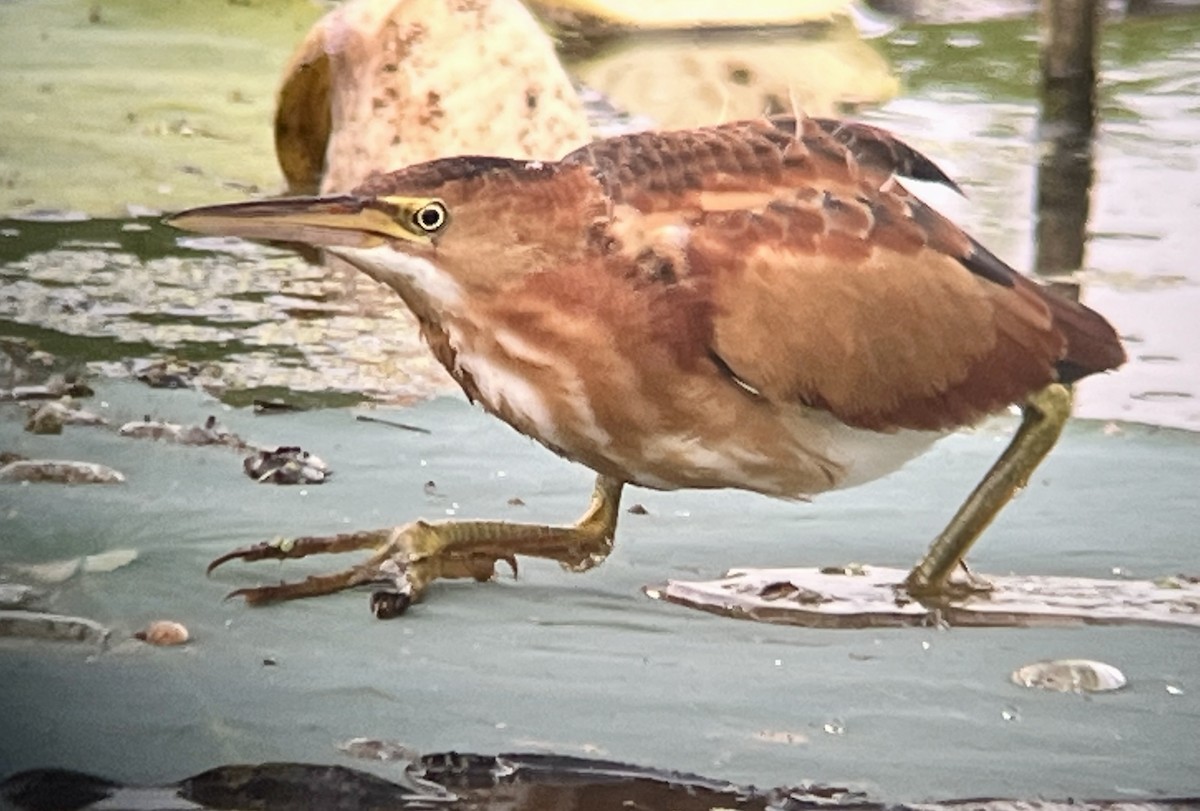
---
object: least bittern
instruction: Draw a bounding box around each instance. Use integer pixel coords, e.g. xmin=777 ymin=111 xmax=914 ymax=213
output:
xmin=169 ymin=117 xmax=1125 ymax=618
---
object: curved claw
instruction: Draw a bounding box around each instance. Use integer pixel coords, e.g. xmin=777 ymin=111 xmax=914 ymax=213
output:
xmin=208 ymin=530 xmax=396 ymax=577
xmin=208 ymin=550 xmax=249 ymax=576
xmin=207 ymin=541 xmax=289 ymax=575
xmin=224 ymin=586 xmax=277 ymax=605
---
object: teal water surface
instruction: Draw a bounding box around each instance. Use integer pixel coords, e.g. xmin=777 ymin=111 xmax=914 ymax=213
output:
xmin=1 ymin=3 xmax=1199 ymax=804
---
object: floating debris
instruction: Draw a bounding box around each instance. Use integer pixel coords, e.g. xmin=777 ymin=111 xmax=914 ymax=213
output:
xmin=81 ymin=548 xmax=139 ymax=574
xmin=243 ymin=446 xmax=330 ymax=485
xmin=649 ymin=566 xmax=1200 ymax=629
xmin=0 ymin=610 xmax=110 ymax=644
xmin=118 ymin=415 xmax=247 ymax=449
xmin=23 ymin=400 xmax=108 ymax=434
xmin=24 ymin=403 xmax=63 ymax=434
xmin=134 ymin=620 xmax=189 ymax=646
xmin=753 ymin=729 xmax=809 ymax=746
xmin=355 ymin=413 xmax=431 ymax=434
xmin=252 ymin=398 xmax=305 ymax=414
xmin=1 ymin=374 xmax=94 ymax=402
xmin=757 ymin=581 xmax=800 ymax=601
xmin=507 ymin=497 xmax=525 ymax=507
xmin=338 ymin=738 xmax=419 ymax=763
xmin=0 ymin=584 xmax=45 ymax=610
xmin=819 ymin=563 xmax=867 ymax=576
xmin=133 ymin=359 xmax=221 ymax=390
xmin=1011 ymin=659 xmax=1128 ymax=693
xmin=0 ymin=459 xmax=125 ymax=484
xmin=6 ymin=548 xmax=137 ymax=585
xmin=627 ymin=503 xmax=648 ymax=515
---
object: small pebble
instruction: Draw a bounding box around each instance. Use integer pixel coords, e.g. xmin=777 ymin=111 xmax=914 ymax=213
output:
xmin=134 ymin=620 xmax=189 ymax=646
xmin=627 ymin=503 xmax=648 ymax=515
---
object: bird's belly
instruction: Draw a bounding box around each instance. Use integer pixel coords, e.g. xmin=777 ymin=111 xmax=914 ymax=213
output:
xmin=608 ymin=409 xmax=945 ymax=498
xmin=451 ymin=330 xmax=943 ymax=499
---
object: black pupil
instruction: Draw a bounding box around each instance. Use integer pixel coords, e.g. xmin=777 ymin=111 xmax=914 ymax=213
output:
xmin=418 ymin=206 xmax=442 ymax=230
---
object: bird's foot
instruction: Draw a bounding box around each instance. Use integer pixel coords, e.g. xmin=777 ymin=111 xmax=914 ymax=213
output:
xmin=207 ymin=476 xmax=624 ymax=618
xmin=903 ymin=383 xmax=1072 ymax=597
xmin=901 ymin=560 xmax=996 ymax=606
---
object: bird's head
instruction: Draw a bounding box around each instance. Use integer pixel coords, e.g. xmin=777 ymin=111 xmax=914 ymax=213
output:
xmin=168 ymin=156 xmax=605 ymax=318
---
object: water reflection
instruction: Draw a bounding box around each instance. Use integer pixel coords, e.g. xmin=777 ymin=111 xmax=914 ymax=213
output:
xmin=560 ymin=18 xmax=897 ymax=127
xmin=1033 ymin=0 xmax=1100 ymax=298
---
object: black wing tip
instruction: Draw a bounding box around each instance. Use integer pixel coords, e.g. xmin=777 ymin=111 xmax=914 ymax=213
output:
xmin=799 ymin=116 xmax=965 ymax=196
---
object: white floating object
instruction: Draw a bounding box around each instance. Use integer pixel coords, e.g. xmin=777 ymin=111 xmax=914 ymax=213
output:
xmin=645 ymin=566 xmax=1200 ymax=629
xmin=1011 ymin=659 xmax=1127 ymax=693
xmin=82 ymin=548 xmax=138 ymax=573
xmin=134 ymin=620 xmax=189 ymax=646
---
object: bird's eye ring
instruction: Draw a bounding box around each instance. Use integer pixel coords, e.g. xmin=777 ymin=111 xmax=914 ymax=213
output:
xmin=413 ymin=201 xmax=448 ymax=233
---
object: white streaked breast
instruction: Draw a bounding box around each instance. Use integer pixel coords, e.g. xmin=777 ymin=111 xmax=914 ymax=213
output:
xmin=330 ymin=245 xmax=464 ymax=312
xmin=455 ymin=349 xmax=560 ymax=445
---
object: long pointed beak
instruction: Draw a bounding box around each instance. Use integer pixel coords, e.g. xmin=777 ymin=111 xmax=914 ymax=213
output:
xmin=166 ymin=196 xmax=417 ymax=248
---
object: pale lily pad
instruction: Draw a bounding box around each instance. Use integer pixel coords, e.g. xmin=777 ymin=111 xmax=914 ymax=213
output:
xmin=8 ymin=548 xmax=137 ymax=583
xmin=0 ymin=584 xmax=45 ymax=610
xmin=530 ymin=0 xmax=856 ymax=30
xmin=81 ymin=548 xmax=139 ymax=574
xmin=8 ymin=558 xmax=82 ymax=585
xmin=646 ymin=566 xmax=1200 ymax=629
xmin=0 ymin=0 xmax=325 ymax=217
xmin=0 ymin=459 xmax=126 ymax=485
xmin=0 ymin=610 xmax=110 ymax=644
xmin=1011 ymin=659 xmax=1128 ymax=693
xmin=564 ymin=17 xmax=898 ymax=128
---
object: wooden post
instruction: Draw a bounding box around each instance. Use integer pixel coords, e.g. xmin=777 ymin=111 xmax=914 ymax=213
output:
xmin=1033 ymin=0 xmax=1101 ymax=300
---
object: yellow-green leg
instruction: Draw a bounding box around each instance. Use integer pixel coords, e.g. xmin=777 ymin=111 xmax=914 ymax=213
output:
xmin=904 ymin=383 xmax=1073 ymax=597
xmin=209 ymin=475 xmax=624 ymax=617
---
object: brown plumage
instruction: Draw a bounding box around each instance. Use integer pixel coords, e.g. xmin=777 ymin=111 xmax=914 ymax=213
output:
xmin=173 ymin=116 xmax=1125 ymax=498
xmin=168 ymin=115 xmax=1128 ymax=612
xmin=567 ymin=117 xmax=1121 ymax=428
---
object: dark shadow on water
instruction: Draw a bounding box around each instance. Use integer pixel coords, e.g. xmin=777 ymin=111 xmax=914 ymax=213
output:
xmin=1034 ymin=0 xmax=1100 ymax=300
xmin=5 ymin=754 xmax=1197 ymax=811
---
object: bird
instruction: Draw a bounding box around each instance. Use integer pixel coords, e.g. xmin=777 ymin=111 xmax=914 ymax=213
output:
xmin=168 ymin=116 xmax=1126 ymax=618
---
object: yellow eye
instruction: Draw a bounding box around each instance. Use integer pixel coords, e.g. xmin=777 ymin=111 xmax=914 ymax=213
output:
xmin=412 ymin=200 xmax=448 ymax=233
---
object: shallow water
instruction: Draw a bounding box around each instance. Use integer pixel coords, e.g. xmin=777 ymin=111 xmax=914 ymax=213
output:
xmin=1 ymin=1 xmax=1199 ymax=804
xmin=1 ymin=382 xmax=1199 ymax=802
